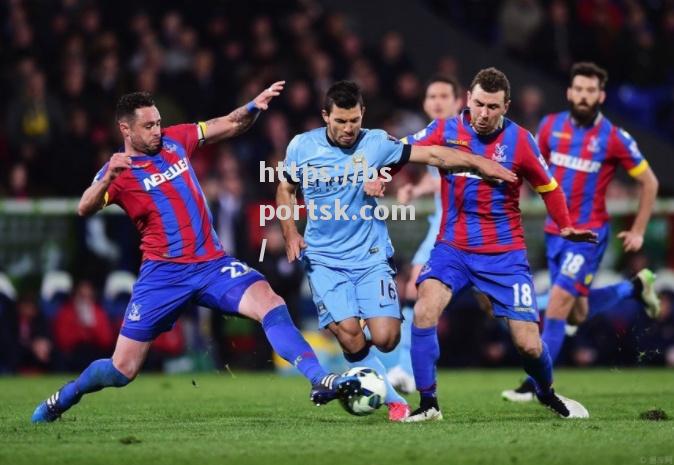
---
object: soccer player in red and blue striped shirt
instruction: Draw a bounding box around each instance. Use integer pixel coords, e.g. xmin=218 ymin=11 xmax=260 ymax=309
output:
xmin=31 ymin=84 xmax=363 ymax=423
xmin=404 ymin=68 xmax=596 ymax=422
xmin=502 ymin=62 xmax=660 ymax=402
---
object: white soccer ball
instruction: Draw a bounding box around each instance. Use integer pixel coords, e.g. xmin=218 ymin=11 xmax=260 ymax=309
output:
xmin=339 ymin=367 xmax=387 ymax=416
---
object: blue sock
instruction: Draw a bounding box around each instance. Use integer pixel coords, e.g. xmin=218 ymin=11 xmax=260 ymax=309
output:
xmin=411 ymin=324 xmax=439 ymax=398
xmin=587 ymin=281 xmax=634 ymax=320
xmin=541 ymin=317 xmax=566 ymax=364
xmin=522 ymin=341 xmax=553 ymax=396
xmin=344 ymin=346 xmax=406 ymax=405
xmin=262 ymin=305 xmax=327 ymax=385
xmin=59 ymin=358 xmax=130 ymax=408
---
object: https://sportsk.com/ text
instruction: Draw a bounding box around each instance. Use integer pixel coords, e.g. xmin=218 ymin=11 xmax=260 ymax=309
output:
xmin=258 ymin=160 xmax=416 ymax=227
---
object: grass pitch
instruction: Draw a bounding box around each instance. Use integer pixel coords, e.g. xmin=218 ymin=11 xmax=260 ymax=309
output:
xmin=1 ymin=369 xmax=672 ymax=465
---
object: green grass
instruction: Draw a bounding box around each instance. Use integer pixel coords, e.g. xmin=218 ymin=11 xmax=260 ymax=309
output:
xmin=1 ymin=369 xmax=672 ymax=465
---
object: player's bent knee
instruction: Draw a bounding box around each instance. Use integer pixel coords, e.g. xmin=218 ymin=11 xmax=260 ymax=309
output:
xmin=241 ymin=281 xmax=286 ymax=322
xmin=112 ymin=359 xmax=141 ymax=381
xmin=515 ymin=340 xmax=542 ymax=359
xmin=372 ymin=332 xmax=400 ymax=353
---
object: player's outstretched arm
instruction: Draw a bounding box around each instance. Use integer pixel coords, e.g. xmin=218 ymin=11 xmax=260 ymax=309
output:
xmin=276 ymin=180 xmax=306 ymax=262
xmin=77 ymin=152 xmax=131 ymax=216
xmin=538 ymin=187 xmax=598 ymax=243
xmin=409 ymin=145 xmax=517 ymax=183
xmin=201 ymin=81 xmax=285 ymax=144
xmin=617 ymin=166 xmax=658 ymax=252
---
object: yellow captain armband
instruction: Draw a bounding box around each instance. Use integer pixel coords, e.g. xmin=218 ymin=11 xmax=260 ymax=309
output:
xmin=534 ymin=178 xmax=558 ymax=193
xmin=197 ymin=121 xmax=208 ymax=145
xmin=628 ymin=160 xmax=648 ymax=177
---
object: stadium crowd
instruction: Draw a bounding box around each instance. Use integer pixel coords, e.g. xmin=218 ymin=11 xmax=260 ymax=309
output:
xmin=428 ymin=0 xmax=674 ymax=139
xmin=1 ymin=0 xmax=673 ymax=374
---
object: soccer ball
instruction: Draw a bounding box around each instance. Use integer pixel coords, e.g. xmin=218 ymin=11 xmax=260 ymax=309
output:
xmin=339 ymin=367 xmax=387 ymax=416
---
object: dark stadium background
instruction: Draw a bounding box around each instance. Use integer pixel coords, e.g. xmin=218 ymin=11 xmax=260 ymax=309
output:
xmin=1 ymin=0 xmax=673 ymax=375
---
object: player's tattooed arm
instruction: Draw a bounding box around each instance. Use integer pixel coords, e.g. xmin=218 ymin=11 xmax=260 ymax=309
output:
xmin=276 ymin=180 xmax=306 ymax=262
xmin=202 ymin=81 xmax=286 ymax=143
xmin=78 ymin=152 xmax=131 ymax=216
xmin=410 ymin=145 xmax=517 ymax=183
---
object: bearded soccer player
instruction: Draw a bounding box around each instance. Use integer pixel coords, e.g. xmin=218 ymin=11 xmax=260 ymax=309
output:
xmin=31 ymin=84 xmax=364 ymax=423
xmin=403 ymin=68 xmax=597 ymax=422
xmin=502 ymin=62 xmax=660 ymax=402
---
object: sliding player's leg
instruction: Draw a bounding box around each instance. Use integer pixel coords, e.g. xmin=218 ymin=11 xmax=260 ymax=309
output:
xmin=198 ymin=255 xmax=361 ymax=405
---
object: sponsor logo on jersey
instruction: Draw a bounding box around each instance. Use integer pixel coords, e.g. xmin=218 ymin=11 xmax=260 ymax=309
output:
xmin=552 ymin=131 xmax=572 ymax=139
xmin=446 ymin=139 xmax=470 ymax=147
xmin=550 ymin=151 xmax=601 ymax=173
xmin=448 ymin=169 xmax=484 ymax=180
xmin=142 ymin=158 xmax=189 ymax=191
xmin=514 ymin=306 xmax=536 ymax=314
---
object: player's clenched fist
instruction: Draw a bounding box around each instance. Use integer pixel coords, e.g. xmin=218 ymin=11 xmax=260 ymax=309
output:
xmin=106 ymin=152 xmax=133 ymax=180
xmin=285 ymin=231 xmax=307 ymax=262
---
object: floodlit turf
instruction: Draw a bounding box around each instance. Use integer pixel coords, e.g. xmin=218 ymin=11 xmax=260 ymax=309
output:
xmin=1 ymin=369 xmax=672 ymax=465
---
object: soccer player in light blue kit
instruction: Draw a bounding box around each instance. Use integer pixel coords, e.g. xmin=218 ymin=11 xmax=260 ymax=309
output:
xmin=276 ymin=81 xmax=516 ymax=421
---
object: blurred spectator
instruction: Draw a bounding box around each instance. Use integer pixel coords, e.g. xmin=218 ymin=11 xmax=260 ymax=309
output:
xmin=0 ymin=280 xmax=19 ymax=373
xmin=6 ymin=69 xmax=65 ymax=187
xmin=211 ymin=150 xmax=251 ymax=260
xmin=13 ymin=294 xmax=53 ymax=373
xmin=509 ymin=84 xmax=544 ymax=133
xmin=255 ymin=223 xmax=304 ymax=317
xmin=7 ymin=163 xmax=30 ymax=198
xmin=499 ymin=0 xmax=544 ymax=60
xmin=52 ymin=280 xmax=114 ymax=371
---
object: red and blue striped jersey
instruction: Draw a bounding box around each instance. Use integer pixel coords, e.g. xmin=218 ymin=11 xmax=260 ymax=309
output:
xmin=93 ymin=124 xmax=224 ymax=263
xmin=537 ymin=112 xmax=648 ymax=233
xmin=405 ymin=109 xmax=558 ymax=254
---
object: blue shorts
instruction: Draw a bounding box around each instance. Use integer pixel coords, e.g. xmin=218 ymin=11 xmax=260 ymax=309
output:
xmin=546 ymin=225 xmax=609 ymax=297
xmin=304 ymin=259 xmax=401 ymax=328
xmin=120 ymin=255 xmax=265 ymax=341
xmin=417 ymin=242 xmax=539 ymax=322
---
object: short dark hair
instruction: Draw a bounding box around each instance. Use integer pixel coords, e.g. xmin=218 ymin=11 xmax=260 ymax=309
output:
xmin=116 ymin=91 xmax=155 ymax=121
xmin=323 ymin=80 xmax=364 ymax=113
xmin=426 ymin=74 xmax=461 ymax=99
xmin=570 ymin=62 xmax=608 ymax=89
xmin=470 ymin=67 xmax=510 ymax=102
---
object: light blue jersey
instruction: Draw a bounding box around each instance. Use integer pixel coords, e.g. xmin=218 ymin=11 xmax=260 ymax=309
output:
xmin=284 ymin=127 xmax=410 ymax=268
xmin=411 ymin=166 xmax=442 ymax=265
